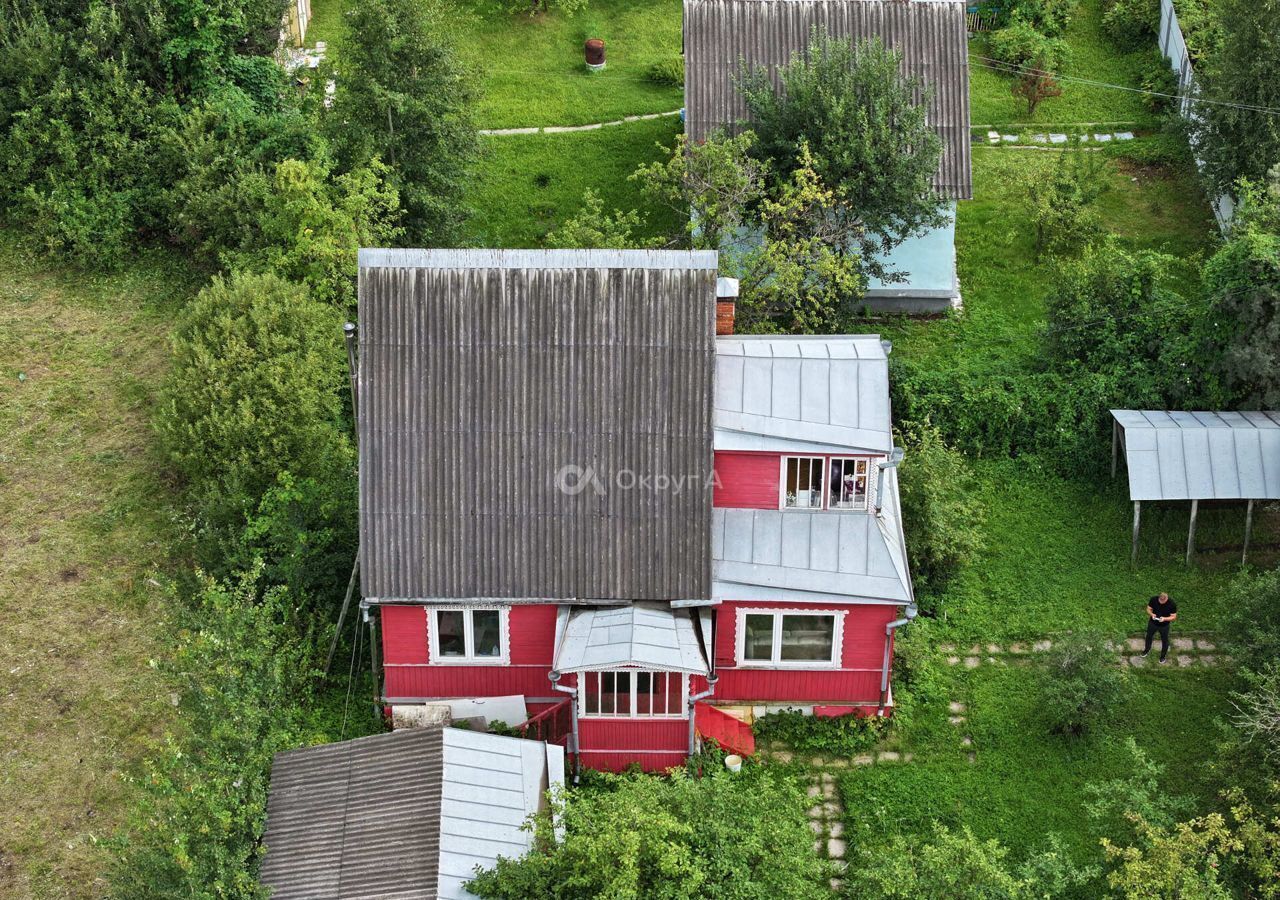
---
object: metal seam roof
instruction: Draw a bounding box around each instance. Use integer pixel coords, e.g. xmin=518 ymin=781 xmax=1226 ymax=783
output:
xmin=1112 ymin=409 xmax=1280 ymax=501
xmin=553 ymin=602 xmax=711 ymax=673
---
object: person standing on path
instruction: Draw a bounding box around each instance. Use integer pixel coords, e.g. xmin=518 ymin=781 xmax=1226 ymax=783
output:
xmin=1142 ymin=592 xmax=1178 ymax=663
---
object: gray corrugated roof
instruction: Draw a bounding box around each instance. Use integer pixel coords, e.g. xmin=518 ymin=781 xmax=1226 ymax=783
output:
xmin=358 ymin=249 xmax=717 ymax=603
xmin=260 ymin=728 xmax=444 ymax=899
xmin=684 ymin=0 xmax=973 ymax=200
xmin=553 ymin=602 xmax=710 ymax=673
xmin=1112 ymin=410 xmax=1280 ymax=501
xmin=261 ymin=727 xmax=562 ymax=900
xmin=712 ymin=502 xmax=912 ymax=605
xmin=714 ymin=336 xmax=893 ymax=453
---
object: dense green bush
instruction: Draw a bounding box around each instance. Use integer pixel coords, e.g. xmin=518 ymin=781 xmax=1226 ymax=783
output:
xmin=1101 ymin=0 xmax=1159 ymax=50
xmin=1039 ymin=631 xmax=1129 ymax=738
xmin=1218 ymin=568 xmax=1280 ymax=668
xmin=466 ymin=765 xmax=829 ymax=898
xmin=110 ymin=567 xmax=321 ymax=899
xmin=157 ymin=271 xmax=353 ymax=569
xmin=753 ymin=709 xmax=886 ymax=756
xmin=1025 ymin=141 xmax=1107 ymax=261
xmin=896 ymin=422 xmax=987 ymax=602
xmin=987 ymin=20 xmax=1070 ymax=71
xmin=645 ymin=56 xmax=685 ymax=86
xmin=979 ymin=0 xmax=1076 ymax=37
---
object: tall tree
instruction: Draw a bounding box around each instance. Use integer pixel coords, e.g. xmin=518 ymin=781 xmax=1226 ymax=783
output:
xmin=328 ymin=0 xmax=479 ymax=246
xmin=738 ymin=29 xmax=948 ymax=285
xmin=1192 ymin=0 xmax=1280 ymax=194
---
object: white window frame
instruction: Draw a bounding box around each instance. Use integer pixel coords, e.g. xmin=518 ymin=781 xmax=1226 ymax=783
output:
xmin=577 ymin=669 xmax=689 ymax=719
xmin=428 ymin=607 xmax=509 ymax=665
xmin=780 ymin=456 xmax=826 ymax=509
xmin=735 ymin=608 xmax=845 ymax=669
xmin=828 ymin=457 xmax=873 ymax=511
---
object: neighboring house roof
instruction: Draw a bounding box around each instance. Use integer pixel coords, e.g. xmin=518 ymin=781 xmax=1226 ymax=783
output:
xmin=714 ymin=336 xmax=893 ymax=454
xmin=1112 ymin=410 xmax=1280 ymax=501
xmin=553 ymin=602 xmax=711 ymax=674
xmin=683 ymin=0 xmax=973 ymax=200
xmin=357 ymin=249 xmax=718 ymax=604
xmin=712 ymin=464 xmax=912 ymax=604
xmin=260 ymin=727 xmax=564 ymax=900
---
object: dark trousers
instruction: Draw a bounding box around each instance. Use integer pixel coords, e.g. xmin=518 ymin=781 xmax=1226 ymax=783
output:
xmin=1144 ymin=619 xmax=1171 ymax=660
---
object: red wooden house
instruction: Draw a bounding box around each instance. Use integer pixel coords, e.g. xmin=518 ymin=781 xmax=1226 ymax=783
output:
xmin=354 ymin=248 xmax=915 ymax=774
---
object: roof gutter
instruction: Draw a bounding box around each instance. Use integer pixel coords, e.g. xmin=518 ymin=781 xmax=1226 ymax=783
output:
xmin=548 ymin=671 xmax=581 ymax=785
xmin=687 ymin=674 xmax=719 ymax=758
xmin=879 ymin=603 xmax=917 ymax=714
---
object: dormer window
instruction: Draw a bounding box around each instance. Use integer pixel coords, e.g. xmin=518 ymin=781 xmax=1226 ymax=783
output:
xmin=781 ymin=456 xmax=874 ymax=511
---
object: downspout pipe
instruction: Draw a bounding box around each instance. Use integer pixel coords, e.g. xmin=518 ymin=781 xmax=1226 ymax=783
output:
xmin=879 ymin=603 xmax=918 ymax=713
xmin=549 ymin=671 xmax=581 ymax=785
xmin=875 ymin=447 xmax=906 ymax=517
xmin=687 ymin=674 xmax=719 ymax=757
xmin=343 ymin=322 xmax=359 ymax=426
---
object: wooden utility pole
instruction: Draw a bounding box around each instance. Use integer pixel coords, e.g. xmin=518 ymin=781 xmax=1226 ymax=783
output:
xmin=1131 ymin=500 xmax=1141 ymax=567
xmin=1243 ymin=499 xmax=1255 ymax=565
xmin=1186 ymin=499 xmax=1199 ymax=565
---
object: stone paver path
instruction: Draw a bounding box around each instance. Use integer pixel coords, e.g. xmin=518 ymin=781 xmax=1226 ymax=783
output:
xmin=806 ymin=773 xmax=848 ymax=891
xmin=480 ymin=109 xmax=681 ymax=136
xmin=983 ymin=129 xmax=1135 ymax=146
xmin=939 ymin=635 xmax=1225 ymax=669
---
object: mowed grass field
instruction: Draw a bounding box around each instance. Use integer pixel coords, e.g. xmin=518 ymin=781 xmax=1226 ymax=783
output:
xmin=0 ymin=238 xmax=193 ymax=897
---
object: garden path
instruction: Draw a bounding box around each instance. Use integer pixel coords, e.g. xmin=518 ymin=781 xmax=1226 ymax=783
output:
xmin=479 ymin=109 xmax=681 ymax=136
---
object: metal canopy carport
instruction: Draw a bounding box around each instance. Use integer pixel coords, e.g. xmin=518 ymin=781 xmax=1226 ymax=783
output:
xmin=1110 ymin=410 xmax=1280 ymax=564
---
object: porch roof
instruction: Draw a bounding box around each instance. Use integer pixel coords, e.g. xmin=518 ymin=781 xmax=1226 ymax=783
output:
xmin=553 ymin=602 xmax=711 ymax=674
xmin=1112 ymin=409 xmax=1280 ymax=501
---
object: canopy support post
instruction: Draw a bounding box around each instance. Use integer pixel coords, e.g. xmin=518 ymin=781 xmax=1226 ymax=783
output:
xmin=1243 ymin=499 xmax=1255 ymax=566
xmin=1131 ymin=500 xmax=1141 ymax=568
xmin=1186 ymin=499 xmax=1199 ymax=565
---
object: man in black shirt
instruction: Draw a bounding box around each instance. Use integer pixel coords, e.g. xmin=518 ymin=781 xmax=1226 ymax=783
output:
xmin=1142 ymin=592 xmax=1178 ymax=663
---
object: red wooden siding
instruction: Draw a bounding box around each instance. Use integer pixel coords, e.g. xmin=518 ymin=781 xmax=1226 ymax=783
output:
xmin=712 ymin=602 xmax=899 ymax=703
xmin=381 ymin=603 xmax=559 ymax=700
xmin=714 ymin=452 xmax=780 ymax=509
xmin=578 ymin=718 xmax=688 ymax=772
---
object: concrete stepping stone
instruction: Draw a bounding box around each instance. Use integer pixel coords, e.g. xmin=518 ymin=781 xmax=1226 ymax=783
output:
xmin=1009 ymin=642 xmax=1027 ymax=653
xmin=947 ymin=656 xmax=960 ymax=666
xmin=853 ymin=754 xmax=874 ymax=766
xmin=1031 ymin=133 xmax=1048 ymax=143
xmin=830 ymin=821 xmax=845 ymax=838
xmin=1116 ymin=131 xmax=1135 ymax=140
xmin=1049 ymin=133 xmax=1067 ymax=143
xmin=773 ymin=751 xmax=792 ymax=763
xmin=807 ymin=784 xmax=822 ymax=798
xmin=961 ymin=735 xmax=973 ymax=747
xmin=964 ymin=657 xmax=980 ymax=669
xmin=949 ymin=715 xmax=966 ymax=725
xmin=809 ymin=819 xmax=824 ymax=835
xmin=1196 ymin=639 xmax=1216 ymax=651
xmin=1002 ymin=134 xmax=1018 ymax=142
xmin=1033 ymin=640 xmax=1052 ymax=652
xmin=1173 ymin=637 xmax=1195 ymax=650
xmin=1201 ymin=655 xmax=1216 ymax=666
xmin=813 ymin=839 xmax=824 ymax=854
xmin=1127 ymin=638 xmax=1146 ymax=651
xmin=949 ymin=701 xmax=967 ymax=713
xmin=822 ymin=801 xmax=841 ymax=817
xmin=808 ymin=805 xmax=825 ymax=819
xmin=903 ymin=753 xmax=915 ymax=763
xmin=828 ymin=838 xmax=847 ymax=858
xmin=822 ymin=783 xmax=836 ymax=799
xmin=968 ymin=752 xmax=977 ymax=764
xmin=878 ymin=751 xmax=901 ymax=763
xmin=986 ymin=643 xmax=1002 ymax=654
xmin=1094 ymin=133 xmax=1112 ymax=142
xmin=811 ymin=757 xmax=826 ymax=767
xmin=827 ymin=758 xmax=848 ymax=768
xmin=1176 ymin=655 xmax=1195 ymax=667
xmin=830 ymin=879 xmax=844 ymax=892
xmin=988 ymin=130 xmax=1001 ymax=144
xmin=940 ymin=644 xmax=956 ymax=653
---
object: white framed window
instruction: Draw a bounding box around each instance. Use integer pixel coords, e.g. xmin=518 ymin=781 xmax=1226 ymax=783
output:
xmin=736 ymin=609 xmax=844 ymax=668
xmin=781 ymin=456 xmax=825 ymax=508
xmin=429 ymin=608 xmax=508 ymax=664
xmin=829 ymin=458 xmax=872 ymax=510
xmin=579 ymin=670 xmax=688 ymax=718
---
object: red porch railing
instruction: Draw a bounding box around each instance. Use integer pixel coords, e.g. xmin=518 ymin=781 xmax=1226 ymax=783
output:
xmin=695 ymin=704 xmax=756 ymax=757
xmin=515 ymin=698 xmax=573 ymax=746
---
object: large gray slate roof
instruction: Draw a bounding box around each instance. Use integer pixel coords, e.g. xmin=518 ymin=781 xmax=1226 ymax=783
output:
xmin=553 ymin=602 xmax=710 ymax=673
xmin=683 ymin=0 xmax=973 ymax=200
xmin=1112 ymin=410 xmax=1280 ymax=501
xmin=714 ymin=336 xmax=893 ymax=453
xmin=260 ymin=727 xmax=563 ymax=900
xmin=357 ymin=249 xmax=717 ymax=603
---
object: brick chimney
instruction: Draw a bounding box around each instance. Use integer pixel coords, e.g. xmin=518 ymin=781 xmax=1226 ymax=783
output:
xmin=715 ymin=277 xmax=739 ymax=336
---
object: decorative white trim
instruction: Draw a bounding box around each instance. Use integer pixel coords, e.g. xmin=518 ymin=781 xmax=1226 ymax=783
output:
xmin=577 ymin=669 xmax=689 ymax=719
xmin=428 ymin=607 xmax=510 ymax=665
xmin=734 ymin=607 xmax=846 ymax=669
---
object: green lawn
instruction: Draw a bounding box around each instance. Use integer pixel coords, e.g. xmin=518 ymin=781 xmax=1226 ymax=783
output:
xmin=307 ymin=0 xmax=683 ymax=129
xmin=839 ymin=663 xmax=1238 ymax=868
xmin=0 ymin=236 xmax=196 ymax=897
xmin=878 ymin=147 xmax=1219 ymax=374
xmin=468 ymin=114 xmax=683 ymax=246
xmin=969 ymin=0 xmax=1160 ymax=128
